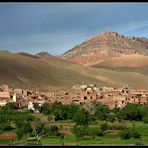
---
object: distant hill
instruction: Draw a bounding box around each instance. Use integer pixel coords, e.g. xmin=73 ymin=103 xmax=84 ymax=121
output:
xmin=92 ymin=54 xmax=148 ymax=68
xmin=62 ymin=32 xmax=148 ymax=66
xmin=17 ymin=52 xmax=38 ymax=59
xmin=0 ymin=50 xmax=148 ymax=90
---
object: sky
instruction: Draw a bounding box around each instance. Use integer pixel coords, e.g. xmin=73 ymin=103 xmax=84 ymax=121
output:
xmin=0 ymin=3 xmax=148 ymax=55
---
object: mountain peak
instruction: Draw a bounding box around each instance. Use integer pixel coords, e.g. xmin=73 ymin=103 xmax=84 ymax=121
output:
xmin=85 ymin=31 xmax=123 ymax=42
xmin=62 ymin=31 xmax=148 ymax=66
xmin=35 ymin=51 xmax=52 ymax=57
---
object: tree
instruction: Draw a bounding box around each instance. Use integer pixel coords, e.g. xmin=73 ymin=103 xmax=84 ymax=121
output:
xmin=140 ymin=104 xmax=148 ymax=119
xmin=66 ymin=103 xmax=80 ymax=119
xmin=91 ymin=102 xmax=110 ymax=121
xmin=117 ymin=103 xmax=142 ymax=121
xmin=53 ymin=105 xmax=68 ymax=121
xmin=4 ymin=102 xmax=17 ymax=111
xmin=73 ymin=108 xmax=90 ymax=126
xmin=16 ymin=121 xmax=33 ymax=140
xmin=71 ymin=126 xmax=86 ymax=144
xmin=33 ymin=118 xmax=45 ymax=136
xmin=41 ymin=103 xmax=51 ymax=115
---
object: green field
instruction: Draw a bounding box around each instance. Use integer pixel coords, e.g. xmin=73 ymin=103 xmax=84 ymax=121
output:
xmin=1 ymin=119 xmax=147 ymax=146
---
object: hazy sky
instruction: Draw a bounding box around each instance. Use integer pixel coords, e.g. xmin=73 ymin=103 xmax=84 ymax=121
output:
xmin=0 ymin=3 xmax=148 ymax=55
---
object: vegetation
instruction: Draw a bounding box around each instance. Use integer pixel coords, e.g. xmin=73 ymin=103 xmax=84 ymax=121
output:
xmin=0 ymin=102 xmax=148 ymax=145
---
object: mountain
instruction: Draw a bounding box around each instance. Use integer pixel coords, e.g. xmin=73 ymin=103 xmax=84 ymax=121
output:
xmin=0 ymin=50 xmax=148 ymax=90
xmin=35 ymin=51 xmax=53 ymax=58
xmin=17 ymin=52 xmax=38 ymax=59
xmin=62 ymin=32 xmax=148 ymax=66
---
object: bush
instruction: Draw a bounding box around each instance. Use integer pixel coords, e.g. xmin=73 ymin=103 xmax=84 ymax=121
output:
xmin=107 ymin=124 xmax=126 ymax=130
xmin=16 ymin=128 xmax=24 ymax=140
xmin=100 ymin=123 xmax=108 ymax=131
xmin=107 ymin=114 xmax=116 ymax=122
xmin=87 ymin=127 xmax=98 ymax=139
xmin=143 ymin=116 xmax=148 ymax=123
xmin=71 ymin=126 xmax=86 ymax=141
xmin=48 ymin=115 xmax=55 ymax=123
xmin=97 ymin=130 xmax=104 ymax=136
xmin=119 ymin=130 xmax=132 ymax=139
xmin=49 ymin=125 xmax=59 ymax=136
xmin=132 ymin=131 xmax=141 ymax=139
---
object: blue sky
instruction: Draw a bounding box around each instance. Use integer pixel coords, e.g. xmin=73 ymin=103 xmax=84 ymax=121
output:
xmin=0 ymin=3 xmax=148 ymax=55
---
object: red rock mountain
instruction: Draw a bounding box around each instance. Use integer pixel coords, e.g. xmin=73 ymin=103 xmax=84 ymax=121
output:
xmin=62 ymin=32 xmax=148 ymax=67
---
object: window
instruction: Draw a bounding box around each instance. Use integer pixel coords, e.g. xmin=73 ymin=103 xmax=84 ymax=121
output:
xmin=90 ymin=96 xmax=92 ymax=99
xmin=84 ymin=96 xmax=87 ymax=100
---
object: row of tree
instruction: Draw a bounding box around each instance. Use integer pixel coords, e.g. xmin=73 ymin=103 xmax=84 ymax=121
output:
xmin=38 ymin=101 xmax=148 ymax=124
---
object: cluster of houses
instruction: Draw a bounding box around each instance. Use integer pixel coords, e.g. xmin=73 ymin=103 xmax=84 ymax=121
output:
xmin=0 ymin=84 xmax=148 ymax=111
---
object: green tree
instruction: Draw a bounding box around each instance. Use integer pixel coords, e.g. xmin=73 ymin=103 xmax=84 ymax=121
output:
xmin=117 ymin=103 xmax=142 ymax=121
xmin=4 ymin=102 xmax=17 ymax=111
xmin=73 ymin=108 xmax=90 ymax=126
xmin=91 ymin=102 xmax=110 ymax=121
xmin=41 ymin=103 xmax=51 ymax=115
xmin=71 ymin=126 xmax=86 ymax=144
xmin=66 ymin=103 xmax=80 ymax=119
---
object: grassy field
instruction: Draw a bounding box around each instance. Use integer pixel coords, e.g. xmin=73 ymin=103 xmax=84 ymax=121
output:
xmin=22 ymin=116 xmax=148 ymax=146
xmin=0 ymin=116 xmax=147 ymax=146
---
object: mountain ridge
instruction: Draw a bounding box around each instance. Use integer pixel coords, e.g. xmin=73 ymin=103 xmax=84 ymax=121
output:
xmin=62 ymin=31 xmax=148 ymax=66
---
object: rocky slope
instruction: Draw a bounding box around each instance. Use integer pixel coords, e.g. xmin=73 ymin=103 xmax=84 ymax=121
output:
xmin=62 ymin=32 xmax=148 ymax=66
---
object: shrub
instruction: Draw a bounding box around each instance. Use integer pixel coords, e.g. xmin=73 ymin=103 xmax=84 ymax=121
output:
xmin=97 ymin=130 xmax=104 ymax=136
xmin=143 ymin=116 xmax=148 ymax=123
xmin=49 ymin=125 xmax=59 ymax=136
xmin=100 ymin=123 xmax=108 ymax=131
xmin=107 ymin=124 xmax=126 ymax=130
xmin=87 ymin=127 xmax=98 ymax=139
xmin=132 ymin=131 xmax=141 ymax=139
xmin=71 ymin=126 xmax=86 ymax=141
xmin=119 ymin=130 xmax=131 ymax=139
xmin=107 ymin=114 xmax=116 ymax=122
xmin=48 ymin=115 xmax=55 ymax=123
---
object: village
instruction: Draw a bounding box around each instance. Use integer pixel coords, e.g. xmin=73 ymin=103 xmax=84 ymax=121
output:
xmin=0 ymin=84 xmax=148 ymax=111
